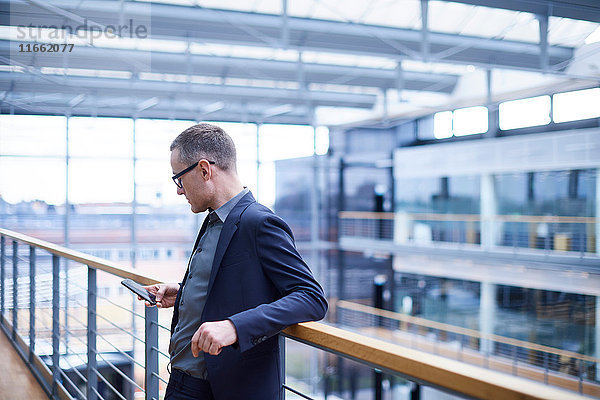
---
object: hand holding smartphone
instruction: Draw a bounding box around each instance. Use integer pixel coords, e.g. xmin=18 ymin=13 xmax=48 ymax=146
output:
xmin=121 ymin=279 xmax=157 ymax=305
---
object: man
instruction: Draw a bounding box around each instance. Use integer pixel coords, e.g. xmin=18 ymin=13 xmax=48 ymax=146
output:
xmin=142 ymin=123 xmax=328 ymax=400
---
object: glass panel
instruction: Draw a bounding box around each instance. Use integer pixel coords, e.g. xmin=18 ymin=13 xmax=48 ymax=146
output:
xmin=258 ymin=162 xmax=275 ymax=208
xmin=207 ymin=121 xmax=257 ymax=163
xmin=553 ymin=88 xmax=600 ymax=123
xmin=68 ymin=159 xmax=133 ymax=203
xmin=496 ymin=285 xmax=597 ymax=368
xmin=135 ymin=119 xmax=194 ymax=159
xmin=453 ymin=105 xmax=488 ymax=136
xmin=396 ymin=177 xmax=439 ymax=213
xmin=0 ymin=157 xmax=66 ymax=204
xmin=495 ymin=172 xmax=529 ymax=215
xmin=495 ymin=169 xmax=596 ymax=251
xmin=447 ymin=175 xmax=480 ymax=214
xmin=69 ymin=117 xmax=133 ymax=158
xmin=134 ymin=119 xmax=196 ymax=206
xmin=135 ymin=159 xmax=182 ymax=206
xmin=395 ymin=176 xmax=479 ymax=244
xmin=204 ymin=122 xmax=258 ymax=193
xmin=396 ymin=176 xmax=479 ymax=214
xmin=499 ymin=95 xmax=551 ymax=130
xmin=315 ymin=126 xmax=329 ymax=156
xmin=0 ymin=115 xmax=66 ymax=156
xmin=433 ymin=111 xmax=452 ymax=139
xmin=258 ymin=124 xmax=315 ymax=161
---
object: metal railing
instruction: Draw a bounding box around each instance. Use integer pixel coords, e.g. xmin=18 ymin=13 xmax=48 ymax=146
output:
xmin=339 ymin=211 xmax=598 ymax=255
xmin=0 ymin=228 xmax=593 ymax=400
xmin=0 ymin=229 xmax=164 ymax=400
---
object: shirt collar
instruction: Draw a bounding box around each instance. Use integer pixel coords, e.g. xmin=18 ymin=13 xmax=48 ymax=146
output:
xmin=211 ymin=187 xmax=249 ymax=224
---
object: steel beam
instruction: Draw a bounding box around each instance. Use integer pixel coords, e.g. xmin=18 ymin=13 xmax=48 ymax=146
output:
xmin=0 ymin=41 xmax=458 ymax=93
xmin=439 ymin=0 xmax=600 ymax=23
xmin=0 ymin=71 xmax=377 ymax=109
xmin=5 ymin=0 xmax=574 ymax=72
xmin=0 ymin=98 xmax=314 ymax=124
xmin=538 ymin=13 xmax=549 ymax=72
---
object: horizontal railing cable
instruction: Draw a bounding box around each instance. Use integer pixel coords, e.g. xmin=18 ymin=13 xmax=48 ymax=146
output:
xmin=69 ymin=280 xmax=147 ymax=320
xmin=92 ymin=311 xmax=145 ymax=345
xmin=91 ymin=384 xmax=107 ymax=400
xmin=96 ymin=295 xmax=146 ymax=320
xmin=60 ymin=305 xmax=145 ymax=369
xmin=152 ymin=345 xmax=171 ymax=361
xmin=55 ymin=345 xmax=89 ymax=385
xmin=152 ymin=371 xmax=169 ymax=385
xmin=46 ymin=326 xmax=91 ymax=388
xmin=156 ymin=322 xmax=172 ymax=333
xmin=93 ymin=368 xmax=128 ymax=400
xmin=59 ymin=356 xmax=89 ymax=388
xmin=66 ymin=296 xmax=144 ymax=346
xmin=40 ymin=308 xmax=89 ymax=353
xmin=283 ymin=384 xmax=316 ymax=400
xmin=95 ymin=351 xmax=145 ymax=392
xmin=0 ymin=253 xmax=29 ymax=264
xmin=95 ymin=331 xmax=144 ymax=369
xmin=58 ymin=367 xmax=87 ymax=399
xmin=62 ymin=308 xmax=89 ymax=331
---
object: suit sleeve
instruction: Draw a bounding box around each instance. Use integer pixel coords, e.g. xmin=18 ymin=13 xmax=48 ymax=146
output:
xmin=228 ymin=213 xmax=328 ymax=352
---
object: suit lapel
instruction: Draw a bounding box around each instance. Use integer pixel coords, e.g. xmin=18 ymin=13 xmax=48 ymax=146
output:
xmin=205 ymin=192 xmax=255 ymax=298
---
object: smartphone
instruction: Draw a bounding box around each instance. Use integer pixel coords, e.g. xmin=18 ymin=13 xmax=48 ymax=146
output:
xmin=121 ymin=279 xmax=156 ymax=305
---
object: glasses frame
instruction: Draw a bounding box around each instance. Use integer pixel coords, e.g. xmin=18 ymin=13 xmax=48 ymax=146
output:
xmin=172 ymin=160 xmax=215 ymax=188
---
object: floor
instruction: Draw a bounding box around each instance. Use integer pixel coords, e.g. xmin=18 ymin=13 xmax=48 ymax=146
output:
xmin=0 ymin=329 xmax=48 ymax=400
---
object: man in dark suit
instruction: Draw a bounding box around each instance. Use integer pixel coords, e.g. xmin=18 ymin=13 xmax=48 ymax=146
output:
xmin=142 ymin=123 xmax=327 ymax=400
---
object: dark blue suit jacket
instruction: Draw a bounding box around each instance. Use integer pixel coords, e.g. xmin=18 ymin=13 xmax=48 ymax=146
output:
xmin=171 ymin=192 xmax=328 ymax=399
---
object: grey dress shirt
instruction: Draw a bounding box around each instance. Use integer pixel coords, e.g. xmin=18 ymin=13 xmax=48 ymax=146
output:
xmin=169 ymin=188 xmax=249 ymax=378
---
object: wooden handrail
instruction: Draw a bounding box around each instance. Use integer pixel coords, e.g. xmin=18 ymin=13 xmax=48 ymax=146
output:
xmin=283 ymin=322 xmax=587 ymax=400
xmin=337 ymin=300 xmax=599 ymax=364
xmin=0 ymin=228 xmax=161 ymax=286
xmin=493 ymin=215 xmax=597 ymax=224
xmin=339 ymin=211 xmax=396 ymax=220
xmin=339 ymin=211 xmax=598 ymax=224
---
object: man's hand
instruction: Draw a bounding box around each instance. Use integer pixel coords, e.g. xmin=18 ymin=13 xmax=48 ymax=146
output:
xmin=191 ymin=320 xmax=238 ymax=356
xmin=139 ymin=283 xmax=180 ymax=308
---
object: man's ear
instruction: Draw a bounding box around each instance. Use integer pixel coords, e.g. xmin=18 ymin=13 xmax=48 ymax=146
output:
xmin=199 ymin=160 xmax=212 ymax=179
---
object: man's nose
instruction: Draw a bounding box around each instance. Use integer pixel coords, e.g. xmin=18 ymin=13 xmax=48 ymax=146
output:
xmin=177 ymin=186 xmax=185 ymax=195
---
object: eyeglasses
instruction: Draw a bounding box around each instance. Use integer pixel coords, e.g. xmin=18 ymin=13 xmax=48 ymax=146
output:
xmin=172 ymin=160 xmax=215 ymax=188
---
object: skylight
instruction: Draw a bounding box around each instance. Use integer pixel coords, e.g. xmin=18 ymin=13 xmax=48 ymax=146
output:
xmin=499 ymin=95 xmax=551 ymax=130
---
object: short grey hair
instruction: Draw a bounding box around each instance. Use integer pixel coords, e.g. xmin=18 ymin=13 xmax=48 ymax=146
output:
xmin=170 ymin=123 xmax=237 ymax=172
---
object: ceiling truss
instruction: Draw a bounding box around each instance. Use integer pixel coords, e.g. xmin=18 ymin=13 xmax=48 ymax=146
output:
xmin=0 ymin=0 xmax=595 ymax=125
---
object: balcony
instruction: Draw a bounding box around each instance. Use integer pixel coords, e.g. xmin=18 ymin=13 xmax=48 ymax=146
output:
xmin=0 ymin=228 xmax=596 ymax=400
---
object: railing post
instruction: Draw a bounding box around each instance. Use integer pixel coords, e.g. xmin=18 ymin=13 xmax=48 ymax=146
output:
xmin=87 ymin=266 xmax=98 ymax=400
xmin=1 ymin=236 xmax=5 ymax=323
xmin=52 ymin=254 xmax=60 ymax=398
xmin=29 ymin=246 xmax=36 ymax=363
xmin=373 ymin=275 xmax=386 ymax=400
xmin=279 ymin=335 xmax=286 ymax=400
xmin=12 ymin=240 xmax=18 ymax=341
xmin=145 ymin=305 xmax=159 ymax=400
